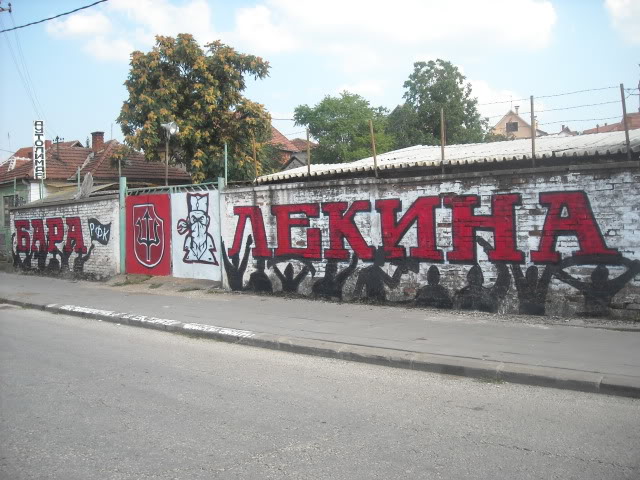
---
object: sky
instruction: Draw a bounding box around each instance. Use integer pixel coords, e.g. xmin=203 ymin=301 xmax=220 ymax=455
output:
xmin=1 ymin=0 xmax=639 ymax=162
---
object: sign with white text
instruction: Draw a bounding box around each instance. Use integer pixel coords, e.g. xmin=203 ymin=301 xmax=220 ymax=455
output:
xmin=33 ymin=120 xmax=46 ymax=180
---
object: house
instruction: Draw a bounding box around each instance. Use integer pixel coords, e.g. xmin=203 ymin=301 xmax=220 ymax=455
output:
xmin=582 ymin=112 xmax=640 ymax=135
xmin=267 ymin=127 xmax=318 ymax=170
xmin=268 ymin=126 xmax=299 ymax=165
xmin=0 ymin=131 xmax=191 ymax=256
xmin=491 ymin=106 xmax=547 ymax=139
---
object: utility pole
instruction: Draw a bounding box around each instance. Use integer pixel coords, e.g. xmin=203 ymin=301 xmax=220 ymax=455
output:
xmin=0 ymin=2 xmax=12 ymax=14
xmin=620 ymin=83 xmax=631 ymax=162
xmin=530 ymin=96 xmax=536 ymax=168
xmin=306 ymin=128 xmax=311 ymax=180
xmin=440 ymin=108 xmax=445 ymax=174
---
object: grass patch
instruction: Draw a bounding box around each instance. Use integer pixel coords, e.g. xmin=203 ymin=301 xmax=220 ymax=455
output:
xmin=148 ymin=283 xmax=162 ymax=289
xmin=178 ymin=286 xmax=203 ymax=293
xmin=111 ymin=275 xmax=151 ymax=287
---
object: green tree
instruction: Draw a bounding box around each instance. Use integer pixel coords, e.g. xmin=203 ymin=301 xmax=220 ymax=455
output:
xmin=293 ymin=92 xmax=394 ymax=164
xmin=117 ymin=34 xmax=275 ymax=183
xmin=396 ymin=59 xmax=486 ymax=146
xmin=386 ymin=103 xmax=428 ymax=149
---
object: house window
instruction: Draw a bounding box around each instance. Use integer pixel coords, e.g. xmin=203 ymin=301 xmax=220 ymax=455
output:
xmin=506 ymin=121 xmax=519 ymax=133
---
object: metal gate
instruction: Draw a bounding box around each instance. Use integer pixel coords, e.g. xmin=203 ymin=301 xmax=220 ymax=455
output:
xmin=122 ymin=180 xmax=221 ymax=280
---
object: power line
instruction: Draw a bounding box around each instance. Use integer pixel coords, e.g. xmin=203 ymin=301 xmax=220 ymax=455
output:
xmin=536 ymin=86 xmax=618 ymax=99
xmin=536 ymin=100 xmax=620 ymax=114
xmin=272 ymin=118 xmax=295 ymax=121
xmin=0 ymin=0 xmax=108 ymax=33
xmin=478 ymin=98 xmax=527 ymax=106
xmin=478 ymin=85 xmax=619 ymax=106
xmin=538 ymin=116 xmax=620 ymax=126
xmin=8 ymin=12 xmax=60 ymax=138
xmin=0 ymin=15 xmax=60 ymax=138
xmin=484 ymin=99 xmax=621 ymax=120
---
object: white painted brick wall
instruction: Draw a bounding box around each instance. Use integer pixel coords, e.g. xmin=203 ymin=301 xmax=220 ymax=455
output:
xmin=221 ymin=166 xmax=640 ymax=317
xmin=10 ymin=197 xmax=120 ymax=279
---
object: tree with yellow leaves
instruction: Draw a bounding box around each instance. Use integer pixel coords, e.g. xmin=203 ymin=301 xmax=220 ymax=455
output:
xmin=117 ymin=34 xmax=274 ymax=183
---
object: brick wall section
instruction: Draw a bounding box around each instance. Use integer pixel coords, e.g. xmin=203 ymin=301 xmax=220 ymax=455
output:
xmin=221 ymin=164 xmax=640 ymax=318
xmin=10 ymin=196 xmax=120 ymax=279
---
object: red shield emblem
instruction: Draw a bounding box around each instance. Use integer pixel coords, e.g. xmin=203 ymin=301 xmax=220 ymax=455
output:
xmin=133 ymin=203 xmax=166 ymax=268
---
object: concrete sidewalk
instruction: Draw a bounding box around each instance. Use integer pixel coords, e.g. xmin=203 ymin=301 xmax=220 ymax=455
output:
xmin=1 ymin=271 xmax=639 ymax=398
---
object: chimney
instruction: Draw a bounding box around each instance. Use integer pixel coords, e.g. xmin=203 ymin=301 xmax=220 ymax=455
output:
xmin=91 ymin=131 xmax=104 ymax=153
xmin=514 ymin=105 xmax=519 ymax=115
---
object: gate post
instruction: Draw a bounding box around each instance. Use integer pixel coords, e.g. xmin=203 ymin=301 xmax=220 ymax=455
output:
xmin=119 ymin=177 xmax=127 ymax=274
xmin=217 ymin=176 xmax=226 ymax=288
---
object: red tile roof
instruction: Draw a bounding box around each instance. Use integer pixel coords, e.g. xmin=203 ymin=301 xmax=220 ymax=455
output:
xmin=268 ymin=126 xmax=298 ymax=152
xmin=583 ymin=113 xmax=640 ymax=134
xmin=0 ymin=139 xmax=191 ymax=184
xmin=290 ymin=138 xmax=317 ymax=152
xmin=83 ymin=140 xmax=191 ymax=181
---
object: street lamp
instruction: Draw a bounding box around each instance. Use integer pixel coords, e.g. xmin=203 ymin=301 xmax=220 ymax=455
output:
xmin=160 ymin=121 xmax=179 ymax=186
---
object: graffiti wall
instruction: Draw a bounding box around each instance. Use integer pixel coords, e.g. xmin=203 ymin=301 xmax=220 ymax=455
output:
xmin=220 ymin=166 xmax=640 ymax=318
xmin=10 ymin=196 xmax=120 ymax=279
xmin=170 ymin=191 xmax=221 ymax=281
xmin=126 ymin=194 xmax=172 ymax=276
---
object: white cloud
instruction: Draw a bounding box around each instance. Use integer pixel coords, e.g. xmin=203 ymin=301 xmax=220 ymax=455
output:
xmin=250 ymin=0 xmax=556 ymax=50
xmin=230 ymin=5 xmax=297 ymax=54
xmin=222 ymin=0 xmax=556 ymax=75
xmin=46 ymin=0 xmax=217 ymax=62
xmin=605 ymin=0 xmax=640 ymax=44
xmin=84 ymin=37 xmax=135 ymax=62
xmin=470 ymin=79 xmax=524 ymax=123
xmin=107 ymin=0 xmax=217 ymax=46
xmin=47 ymin=12 xmax=112 ymax=37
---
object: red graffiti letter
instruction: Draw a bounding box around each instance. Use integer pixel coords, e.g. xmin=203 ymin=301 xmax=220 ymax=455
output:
xmin=531 ymin=191 xmax=618 ymax=263
xmin=444 ymin=194 xmax=524 ymax=263
xmin=30 ymin=219 xmax=46 ymax=252
xmin=376 ymin=197 xmax=443 ymax=261
xmin=14 ymin=219 xmax=30 ymax=252
xmin=272 ymin=204 xmax=321 ymax=259
xmin=322 ymin=201 xmax=374 ymax=260
xmin=65 ymin=217 xmax=87 ymax=253
xmin=229 ymin=206 xmax=271 ymax=258
xmin=46 ymin=217 xmax=65 ymax=252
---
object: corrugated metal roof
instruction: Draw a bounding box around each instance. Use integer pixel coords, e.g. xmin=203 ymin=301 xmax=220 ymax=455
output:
xmin=257 ymin=130 xmax=640 ymax=184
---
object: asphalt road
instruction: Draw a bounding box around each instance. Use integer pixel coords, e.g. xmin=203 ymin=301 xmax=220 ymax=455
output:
xmin=1 ymin=306 xmax=639 ymax=480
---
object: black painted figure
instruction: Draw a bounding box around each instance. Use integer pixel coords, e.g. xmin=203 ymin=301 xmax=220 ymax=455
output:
xmin=58 ymin=245 xmax=73 ymax=271
xmin=354 ymin=247 xmax=408 ymax=302
xmin=556 ymin=260 xmax=640 ymax=317
xmin=273 ymin=261 xmax=316 ymax=293
xmin=221 ymin=234 xmax=252 ymax=291
xmin=511 ymin=264 xmax=556 ymax=315
xmin=47 ymin=250 xmax=61 ymax=273
xmin=22 ymin=249 xmax=33 ymax=270
xmin=454 ymin=264 xmax=511 ymax=313
xmin=11 ymin=233 xmax=23 ymax=270
xmin=247 ymin=258 xmax=273 ymax=293
xmin=73 ymin=242 xmax=95 ymax=273
xmin=415 ymin=266 xmax=453 ymax=309
xmin=312 ymin=254 xmax=358 ymax=300
xmin=34 ymin=244 xmax=48 ymax=271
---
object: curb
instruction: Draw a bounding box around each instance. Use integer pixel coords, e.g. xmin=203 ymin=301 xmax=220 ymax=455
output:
xmin=3 ymin=297 xmax=640 ymax=399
